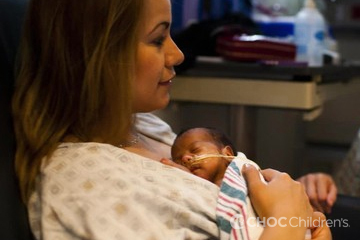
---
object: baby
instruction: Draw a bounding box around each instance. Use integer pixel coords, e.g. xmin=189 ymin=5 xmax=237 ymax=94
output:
xmin=169 ymin=127 xmax=311 ymax=240
xmin=170 ymin=127 xmax=265 ymax=239
xmin=171 ymin=126 xmax=259 ymax=186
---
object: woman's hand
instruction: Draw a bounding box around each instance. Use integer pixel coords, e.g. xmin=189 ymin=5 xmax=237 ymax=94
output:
xmin=309 ymin=211 xmax=332 ymax=240
xmin=242 ymin=165 xmax=314 ymax=240
xmin=297 ymin=173 xmax=337 ymax=214
xmin=242 ymin=165 xmax=313 ymax=220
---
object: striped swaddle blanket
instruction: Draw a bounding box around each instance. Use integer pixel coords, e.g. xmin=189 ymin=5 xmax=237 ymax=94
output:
xmin=216 ymin=155 xmax=264 ymax=240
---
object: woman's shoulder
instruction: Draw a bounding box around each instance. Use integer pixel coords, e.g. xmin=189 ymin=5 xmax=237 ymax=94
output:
xmin=41 ymin=142 xmax=138 ymax=179
xmin=38 ymin=142 xmax=155 ymax=199
xmin=55 ymin=142 xmax=124 ymax=156
xmin=53 ymin=142 xmax=130 ymax=162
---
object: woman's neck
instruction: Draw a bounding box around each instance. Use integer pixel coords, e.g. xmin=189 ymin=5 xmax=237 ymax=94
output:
xmin=123 ymin=133 xmax=171 ymax=161
xmin=63 ymin=131 xmax=171 ymax=161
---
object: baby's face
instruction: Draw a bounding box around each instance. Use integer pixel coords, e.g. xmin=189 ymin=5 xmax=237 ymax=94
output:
xmin=171 ymin=128 xmax=230 ymax=184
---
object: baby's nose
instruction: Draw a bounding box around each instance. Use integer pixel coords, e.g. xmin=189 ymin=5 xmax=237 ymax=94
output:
xmin=178 ymin=154 xmax=195 ymax=168
xmin=181 ymin=154 xmax=194 ymax=163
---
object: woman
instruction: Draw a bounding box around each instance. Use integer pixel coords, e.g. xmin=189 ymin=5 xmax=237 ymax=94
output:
xmin=12 ymin=0 xmax=331 ymax=239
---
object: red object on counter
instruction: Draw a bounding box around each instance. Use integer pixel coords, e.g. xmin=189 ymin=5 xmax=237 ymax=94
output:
xmin=216 ymin=34 xmax=296 ymax=62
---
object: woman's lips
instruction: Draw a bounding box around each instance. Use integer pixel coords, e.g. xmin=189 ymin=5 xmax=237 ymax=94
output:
xmin=158 ymin=79 xmax=172 ymax=86
xmin=159 ymin=75 xmax=176 ymax=86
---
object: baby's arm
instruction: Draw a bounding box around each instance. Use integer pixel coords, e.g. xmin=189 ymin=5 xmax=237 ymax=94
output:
xmin=160 ymin=158 xmax=191 ymax=173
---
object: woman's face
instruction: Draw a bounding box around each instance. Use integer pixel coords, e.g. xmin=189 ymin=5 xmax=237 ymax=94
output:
xmin=133 ymin=0 xmax=184 ymax=113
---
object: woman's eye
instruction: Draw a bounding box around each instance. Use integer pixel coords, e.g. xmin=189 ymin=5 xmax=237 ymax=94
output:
xmin=153 ymin=36 xmax=165 ymax=47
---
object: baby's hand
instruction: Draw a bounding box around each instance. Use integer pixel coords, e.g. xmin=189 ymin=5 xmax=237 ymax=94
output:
xmin=160 ymin=158 xmax=191 ymax=173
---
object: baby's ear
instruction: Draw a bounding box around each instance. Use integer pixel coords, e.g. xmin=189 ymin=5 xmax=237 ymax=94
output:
xmin=222 ymin=145 xmax=234 ymax=156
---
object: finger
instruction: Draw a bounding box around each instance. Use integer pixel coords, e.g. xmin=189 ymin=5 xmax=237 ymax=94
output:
xmin=297 ymin=176 xmax=306 ymax=185
xmin=309 ymin=211 xmax=327 ymax=230
xmin=305 ymin=175 xmax=324 ymax=213
xmin=316 ymin=174 xmax=337 ymax=214
xmin=315 ymin=175 xmax=328 ymax=207
xmin=316 ymin=175 xmax=327 ymax=201
xmin=160 ymin=158 xmax=172 ymax=164
xmin=259 ymin=168 xmax=280 ymax=182
xmin=310 ymin=211 xmax=332 ymax=239
xmin=327 ymin=183 xmax=337 ymax=206
xmin=325 ymin=184 xmax=338 ymax=214
xmin=160 ymin=158 xmax=190 ymax=172
xmin=241 ymin=164 xmax=264 ymax=189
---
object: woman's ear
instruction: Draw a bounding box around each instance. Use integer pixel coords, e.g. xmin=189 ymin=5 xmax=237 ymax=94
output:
xmin=222 ymin=145 xmax=234 ymax=156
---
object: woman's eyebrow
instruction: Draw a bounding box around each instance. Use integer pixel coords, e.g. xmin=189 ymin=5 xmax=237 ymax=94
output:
xmin=148 ymin=21 xmax=170 ymax=35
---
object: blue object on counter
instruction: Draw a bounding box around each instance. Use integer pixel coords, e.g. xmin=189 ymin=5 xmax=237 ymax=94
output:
xmin=256 ymin=21 xmax=294 ymax=38
xmin=171 ymin=0 xmax=252 ymax=33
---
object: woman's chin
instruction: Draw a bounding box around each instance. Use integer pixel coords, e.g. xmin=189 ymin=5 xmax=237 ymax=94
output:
xmin=134 ymin=99 xmax=170 ymax=113
xmin=156 ymin=96 xmax=170 ymax=109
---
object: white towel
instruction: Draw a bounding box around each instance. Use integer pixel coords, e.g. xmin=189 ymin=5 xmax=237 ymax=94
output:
xmin=134 ymin=113 xmax=176 ymax=146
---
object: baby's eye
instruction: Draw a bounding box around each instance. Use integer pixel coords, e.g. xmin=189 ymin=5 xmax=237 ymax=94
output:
xmin=191 ymin=147 xmax=201 ymax=153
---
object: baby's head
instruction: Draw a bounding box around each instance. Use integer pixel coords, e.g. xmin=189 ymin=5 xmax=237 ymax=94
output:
xmin=171 ymin=127 xmax=237 ymax=185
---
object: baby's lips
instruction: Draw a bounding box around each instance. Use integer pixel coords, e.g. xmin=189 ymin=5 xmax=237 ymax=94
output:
xmin=189 ymin=163 xmax=201 ymax=171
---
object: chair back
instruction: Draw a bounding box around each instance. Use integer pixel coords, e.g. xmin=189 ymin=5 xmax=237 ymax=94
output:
xmin=0 ymin=0 xmax=34 ymax=239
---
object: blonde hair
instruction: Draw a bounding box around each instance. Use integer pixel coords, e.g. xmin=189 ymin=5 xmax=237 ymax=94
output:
xmin=12 ymin=0 xmax=144 ymax=202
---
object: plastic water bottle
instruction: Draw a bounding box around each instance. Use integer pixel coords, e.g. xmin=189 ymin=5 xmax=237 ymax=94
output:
xmin=294 ymin=0 xmax=326 ymax=67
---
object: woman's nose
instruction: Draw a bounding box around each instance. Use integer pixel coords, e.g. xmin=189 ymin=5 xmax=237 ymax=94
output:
xmin=165 ymin=38 xmax=184 ymax=67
